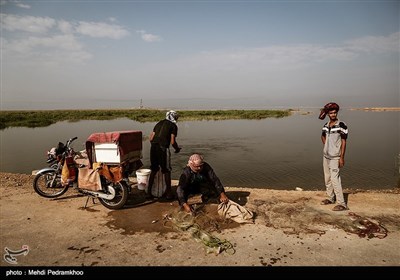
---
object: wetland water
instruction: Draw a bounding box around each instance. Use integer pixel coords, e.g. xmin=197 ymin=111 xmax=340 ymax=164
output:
xmin=0 ymin=109 xmax=398 ymax=190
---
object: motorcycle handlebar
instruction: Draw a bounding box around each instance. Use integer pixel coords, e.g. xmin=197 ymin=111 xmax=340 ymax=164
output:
xmin=66 ymin=137 xmax=78 ymax=147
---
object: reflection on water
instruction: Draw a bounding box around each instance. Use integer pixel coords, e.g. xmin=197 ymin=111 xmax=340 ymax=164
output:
xmin=0 ymin=109 xmax=398 ymax=190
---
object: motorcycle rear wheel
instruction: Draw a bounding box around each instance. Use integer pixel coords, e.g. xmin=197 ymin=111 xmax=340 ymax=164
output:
xmin=33 ymin=169 xmax=69 ymax=198
xmin=99 ymin=181 xmax=129 ymax=210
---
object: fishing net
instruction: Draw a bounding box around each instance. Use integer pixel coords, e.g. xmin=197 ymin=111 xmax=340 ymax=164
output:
xmin=163 ymin=209 xmax=236 ymax=255
xmin=252 ymin=197 xmax=390 ymax=238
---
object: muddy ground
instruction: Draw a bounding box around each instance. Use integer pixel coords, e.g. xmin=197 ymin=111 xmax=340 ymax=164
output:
xmin=1 ymin=172 xmax=399 ymax=271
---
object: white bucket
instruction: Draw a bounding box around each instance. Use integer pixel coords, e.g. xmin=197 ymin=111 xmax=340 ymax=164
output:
xmin=136 ymin=169 xmax=151 ymax=191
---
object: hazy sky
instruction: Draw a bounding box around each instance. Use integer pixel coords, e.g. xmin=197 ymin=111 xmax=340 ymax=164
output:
xmin=1 ymin=0 xmax=399 ymax=110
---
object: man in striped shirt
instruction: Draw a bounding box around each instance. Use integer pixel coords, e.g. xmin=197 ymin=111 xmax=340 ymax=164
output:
xmin=319 ymin=102 xmax=348 ymax=211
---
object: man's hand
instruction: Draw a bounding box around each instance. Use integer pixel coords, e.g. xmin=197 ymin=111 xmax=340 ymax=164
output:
xmin=219 ymin=192 xmax=229 ymax=204
xmin=339 ymin=157 xmax=345 ymax=168
xmin=182 ymin=203 xmax=193 ymax=214
xmin=174 ymin=147 xmax=181 ymax=153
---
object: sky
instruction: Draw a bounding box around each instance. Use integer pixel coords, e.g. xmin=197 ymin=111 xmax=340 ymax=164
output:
xmin=1 ymin=0 xmax=399 ymax=110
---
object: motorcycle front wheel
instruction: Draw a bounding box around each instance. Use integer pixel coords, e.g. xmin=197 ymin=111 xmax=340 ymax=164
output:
xmin=99 ymin=181 xmax=129 ymax=210
xmin=33 ymin=169 xmax=69 ymax=198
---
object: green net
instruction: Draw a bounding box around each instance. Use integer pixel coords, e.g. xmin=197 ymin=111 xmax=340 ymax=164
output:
xmin=163 ymin=210 xmax=235 ymax=255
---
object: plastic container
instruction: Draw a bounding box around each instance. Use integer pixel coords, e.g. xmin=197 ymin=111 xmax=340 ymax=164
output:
xmin=94 ymin=143 xmax=121 ymax=163
xmin=136 ymin=169 xmax=151 ymax=190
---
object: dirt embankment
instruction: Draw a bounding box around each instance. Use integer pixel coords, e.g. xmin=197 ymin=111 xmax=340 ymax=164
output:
xmin=1 ymin=172 xmax=400 ymax=267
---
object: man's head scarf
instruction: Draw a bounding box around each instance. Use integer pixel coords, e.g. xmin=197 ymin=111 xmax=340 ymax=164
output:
xmin=318 ymin=102 xmax=340 ymax=120
xmin=166 ymin=110 xmax=179 ymax=123
xmin=187 ymin=153 xmax=204 ymax=170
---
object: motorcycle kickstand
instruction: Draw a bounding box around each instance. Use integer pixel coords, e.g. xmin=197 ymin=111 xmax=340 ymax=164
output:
xmin=84 ymin=195 xmax=97 ymax=209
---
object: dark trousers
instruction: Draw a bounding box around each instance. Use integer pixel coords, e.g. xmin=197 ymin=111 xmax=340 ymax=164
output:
xmin=150 ymin=144 xmax=171 ymax=173
xmin=183 ymin=182 xmax=219 ymax=203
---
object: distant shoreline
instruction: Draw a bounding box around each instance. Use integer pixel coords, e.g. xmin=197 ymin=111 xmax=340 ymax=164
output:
xmin=350 ymin=107 xmax=400 ymax=111
xmin=0 ymin=108 xmax=291 ymax=130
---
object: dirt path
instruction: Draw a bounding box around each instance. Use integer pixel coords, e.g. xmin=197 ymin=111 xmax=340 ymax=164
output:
xmin=1 ymin=172 xmax=399 ymax=269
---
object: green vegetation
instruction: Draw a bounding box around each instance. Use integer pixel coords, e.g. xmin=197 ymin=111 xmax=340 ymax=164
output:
xmin=0 ymin=109 xmax=291 ymax=130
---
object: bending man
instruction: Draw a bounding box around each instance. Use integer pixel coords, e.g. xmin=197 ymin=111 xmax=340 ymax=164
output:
xmin=177 ymin=154 xmax=229 ymax=213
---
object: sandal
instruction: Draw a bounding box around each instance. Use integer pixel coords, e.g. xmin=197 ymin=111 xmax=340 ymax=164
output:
xmin=321 ymin=199 xmax=334 ymax=205
xmin=332 ymin=205 xmax=347 ymax=211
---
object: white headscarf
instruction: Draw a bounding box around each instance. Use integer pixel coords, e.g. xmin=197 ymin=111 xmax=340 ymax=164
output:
xmin=187 ymin=153 xmax=204 ymax=170
xmin=166 ymin=110 xmax=179 ymax=123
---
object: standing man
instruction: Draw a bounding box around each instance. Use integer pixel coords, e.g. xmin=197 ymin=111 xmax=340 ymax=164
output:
xmin=147 ymin=110 xmax=181 ymax=200
xmin=319 ymin=102 xmax=349 ymax=211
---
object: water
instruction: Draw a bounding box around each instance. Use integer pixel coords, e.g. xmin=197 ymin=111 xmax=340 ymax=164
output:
xmin=1 ymin=109 xmax=398 ymax=190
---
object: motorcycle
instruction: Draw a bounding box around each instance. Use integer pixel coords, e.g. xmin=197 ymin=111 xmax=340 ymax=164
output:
xmin=33 ymin=131 xmax=143 ymax=210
